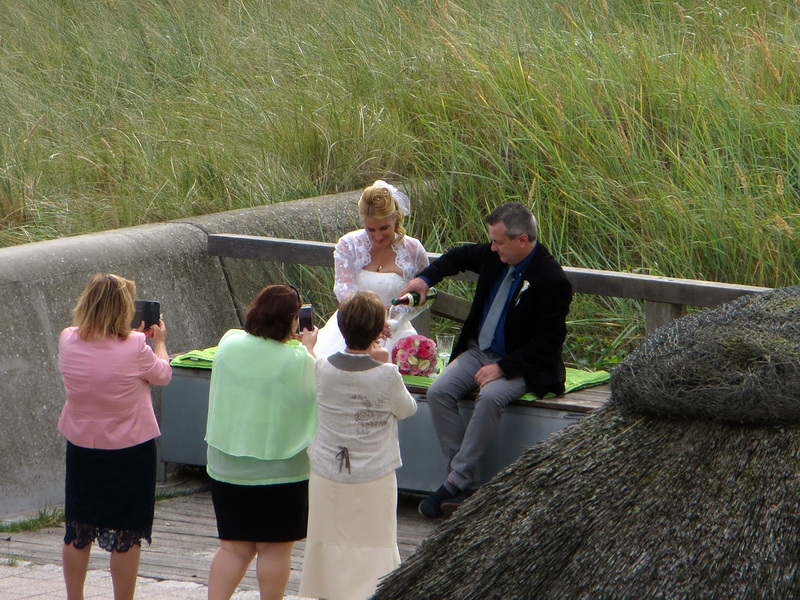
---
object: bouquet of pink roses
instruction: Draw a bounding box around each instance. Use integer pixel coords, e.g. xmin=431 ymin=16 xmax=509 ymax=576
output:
xmin=392 ymin=335 xmax=437 ymax=377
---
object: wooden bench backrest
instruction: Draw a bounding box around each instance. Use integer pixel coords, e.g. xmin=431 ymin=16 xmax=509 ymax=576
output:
xmin=207 ymin=234 xmax=770 ymax=333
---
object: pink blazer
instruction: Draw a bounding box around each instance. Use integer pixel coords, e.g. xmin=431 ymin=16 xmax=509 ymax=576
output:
xmin=57 ymin=327 xmax=172 ymax=450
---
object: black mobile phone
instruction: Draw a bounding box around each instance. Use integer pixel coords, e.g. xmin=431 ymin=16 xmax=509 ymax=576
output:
xmin=298 ymin=303 xmax=313 ymax=332
xmin=132 ymin=300 xmax=161 ymax=329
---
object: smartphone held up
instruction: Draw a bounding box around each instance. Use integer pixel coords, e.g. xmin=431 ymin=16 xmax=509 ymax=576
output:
xmin=132 ymin=300 xmax=161 ymax=330
xmin=298 ymin=303 xmax=313 ymax=332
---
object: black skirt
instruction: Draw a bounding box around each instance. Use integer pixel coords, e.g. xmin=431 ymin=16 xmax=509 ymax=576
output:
xmin=64 ymin=439 xmax=157 ymax=551
xmin=210 ymin=477 xmax=308 ymax=543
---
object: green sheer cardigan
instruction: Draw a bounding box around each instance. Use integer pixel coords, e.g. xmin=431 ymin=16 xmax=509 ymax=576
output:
xmin=204 ymin=330 xmax=318 ymax=485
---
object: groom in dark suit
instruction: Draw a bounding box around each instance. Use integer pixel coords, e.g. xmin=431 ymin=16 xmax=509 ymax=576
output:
xmin=400 ymin=203 xmax=572 ymax=518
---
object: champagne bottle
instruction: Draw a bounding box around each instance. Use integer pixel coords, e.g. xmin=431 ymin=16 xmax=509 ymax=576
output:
xmin=391 ymin=288 xmax=438 ymax=307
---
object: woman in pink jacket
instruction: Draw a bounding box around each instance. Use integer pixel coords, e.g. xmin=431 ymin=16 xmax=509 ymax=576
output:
xmin=57 ymin=273 xmax=172 ymax=600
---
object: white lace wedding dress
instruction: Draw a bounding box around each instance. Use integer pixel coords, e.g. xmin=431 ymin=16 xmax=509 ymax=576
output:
xmin=313 ymin=229 xmax=430 ymax=358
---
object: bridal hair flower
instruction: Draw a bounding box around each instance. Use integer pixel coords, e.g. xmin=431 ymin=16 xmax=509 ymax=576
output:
xmin=514 ymin=280 xmax=531 ymax=306
xmin=392 ymin=335 xmax=437 ymax=377
xmin=373 ymin=179 xmax=410 ymax=216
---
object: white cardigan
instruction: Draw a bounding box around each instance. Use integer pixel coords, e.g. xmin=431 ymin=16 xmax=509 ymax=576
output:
xmin=308 ymin=353 xmax=418 ymax=484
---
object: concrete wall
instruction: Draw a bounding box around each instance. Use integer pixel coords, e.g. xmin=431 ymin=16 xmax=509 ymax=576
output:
xmin=0 ymin=190 xmax=361 ymax=517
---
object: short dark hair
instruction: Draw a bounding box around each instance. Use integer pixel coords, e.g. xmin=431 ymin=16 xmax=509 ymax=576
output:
xmin=244 ymin=284 xmax=301 ymax=342
xmin=338 ymin=291 xmax=385 ymax=351
xmin=486 ymin=202 xmax=538 ymax=242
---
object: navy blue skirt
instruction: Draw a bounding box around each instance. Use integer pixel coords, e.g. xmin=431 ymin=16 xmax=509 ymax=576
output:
xmin=210 ymin=477 xmax=308 ymax=543
xmin=64 ymin=439 xmax=157 ymax=552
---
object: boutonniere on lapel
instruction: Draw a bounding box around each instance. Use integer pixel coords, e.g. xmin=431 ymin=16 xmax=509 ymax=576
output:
xmin=514 ymin=280 xmax=531 ymax=306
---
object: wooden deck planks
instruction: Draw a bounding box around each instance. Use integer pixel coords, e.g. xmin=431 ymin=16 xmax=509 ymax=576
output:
xmin=1 ymin=490 xmax=437 ymax=595
xmin=2 ymin=383 xmax=612 ymax=595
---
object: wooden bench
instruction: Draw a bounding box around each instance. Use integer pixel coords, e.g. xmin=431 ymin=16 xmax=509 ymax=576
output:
xmin=205 ymin=232 xmax=769 ymax=416
xmin=159 ymin=234 xmax=768 ymax=491
xmin=161 ymin=365 xmax=607 ymax=492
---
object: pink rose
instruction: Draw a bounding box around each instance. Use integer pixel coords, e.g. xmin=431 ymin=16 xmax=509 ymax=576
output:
xmin=393 ymin=335 xmax=438 ymax=376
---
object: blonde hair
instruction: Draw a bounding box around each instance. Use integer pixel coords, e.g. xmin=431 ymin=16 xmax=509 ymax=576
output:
xmin=358 ymin=182 xmax=405 ymax=239
xmin=73 ymin=273 xmax=136 ymax=341
xmin=338 ymin=290 xmax=386 ymax=350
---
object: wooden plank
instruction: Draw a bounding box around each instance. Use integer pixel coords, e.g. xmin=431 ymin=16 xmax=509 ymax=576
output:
xmin=207 ymin=235 xmax=336 ymax=266
xmin=564 ymin=266 xmax=767 ymax=306
xmin=526 ymin=384 xmax=611 ymax=413
xmin=645 ymin=301 xmax=689 ymax=336
xmin=207 ymin=233 xmax=468 ymax=276
xmin=207 ymin=234 xmax=770 ymax=309
xmin=404 ymin=382 xmax=610 ymax=414
xmin=1 ymin=488 xmax=437 ymax=596
xmin=430 ymin=290 xmax=470 ymax=322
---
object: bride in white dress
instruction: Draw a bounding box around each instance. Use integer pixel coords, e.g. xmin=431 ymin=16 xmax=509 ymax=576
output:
xmin=313 ymin=180 xmax=430 ymax=358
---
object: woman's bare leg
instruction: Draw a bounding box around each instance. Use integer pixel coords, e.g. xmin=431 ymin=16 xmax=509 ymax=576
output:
xmin=62 ymin=542 xmax=91 ymax=600
xmin=208 ymin=540 xmax=257 ymax=600
xmin=109 ymin=543 xmax=141 ymax=600
xmin=255 ymin=542 xmax=294 ymax=600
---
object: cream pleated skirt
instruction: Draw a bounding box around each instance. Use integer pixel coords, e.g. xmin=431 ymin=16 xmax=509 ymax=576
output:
xmin=299 ymin=470 xmax=401 ymax=600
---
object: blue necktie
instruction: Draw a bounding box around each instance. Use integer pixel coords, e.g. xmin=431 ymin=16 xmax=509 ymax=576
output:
xmin=478 ymin=266 xmax=515 ymax=351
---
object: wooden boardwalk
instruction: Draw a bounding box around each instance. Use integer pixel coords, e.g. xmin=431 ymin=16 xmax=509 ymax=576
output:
xmin=2 ymin=385 xmax=610 ymax=595
xmin=0 ymin=482 xmax=437 ymax=596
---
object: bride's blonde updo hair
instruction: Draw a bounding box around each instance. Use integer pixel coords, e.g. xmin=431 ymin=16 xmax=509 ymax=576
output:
xmin=359 ymin=181 xmax=406 ymax=240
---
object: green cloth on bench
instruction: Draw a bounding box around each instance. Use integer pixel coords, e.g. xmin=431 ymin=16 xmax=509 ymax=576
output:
xmin=401 ymin=367 xmax=610 ymax=400
xmin=170 ymin=346 xmax=218 ymax=369
xmin=171 ymin=346 xmax=610 ymax=400
xmin=170 ymin=339 xmax=302 ymax=369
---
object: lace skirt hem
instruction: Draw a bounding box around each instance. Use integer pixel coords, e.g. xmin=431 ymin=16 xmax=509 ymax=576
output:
xmin=64 ymin=520 xmax=152 ymax=552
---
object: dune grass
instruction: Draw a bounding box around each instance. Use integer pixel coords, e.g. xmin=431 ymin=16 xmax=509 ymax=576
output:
xmin=1 ymin=0 xmax=798 ymax=367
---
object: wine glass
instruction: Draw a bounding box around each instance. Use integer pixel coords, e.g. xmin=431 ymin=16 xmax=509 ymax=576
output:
xmin=435 ymin=333 xmax=455 ymax=369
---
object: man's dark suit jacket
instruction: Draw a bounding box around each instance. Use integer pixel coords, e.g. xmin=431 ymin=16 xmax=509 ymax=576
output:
xmin=418 ymin=242 xmax=572 ymax=398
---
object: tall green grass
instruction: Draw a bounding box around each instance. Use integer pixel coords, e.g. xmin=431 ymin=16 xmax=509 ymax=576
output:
xmin=2 ymin=0 xmax=799 ymax=366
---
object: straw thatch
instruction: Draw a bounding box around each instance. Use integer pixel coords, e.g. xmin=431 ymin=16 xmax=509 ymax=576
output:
xmin=612 ymin=285 xmax=800 ymax=424
xmin=373 ymin=286 xmax=800 ymax=599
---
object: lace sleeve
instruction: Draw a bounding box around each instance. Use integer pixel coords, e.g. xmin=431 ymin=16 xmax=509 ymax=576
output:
xmin=397 ymin=236 xmax=430 ymax=280
xmin=332 ymin=231 xmax=369 ymax=302
xmin=390 ymin=236 xmax=433 ymax=322
xmin=411 ymin=238 xmax=430 ymax=275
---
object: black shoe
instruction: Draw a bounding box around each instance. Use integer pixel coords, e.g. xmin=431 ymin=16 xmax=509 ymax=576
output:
xmin=418 ymin=484 xmax=458 ymax=519
xmin=440 ymin=488 xmax=476 ymax=518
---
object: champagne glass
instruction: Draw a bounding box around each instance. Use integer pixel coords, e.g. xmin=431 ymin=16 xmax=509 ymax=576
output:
xmin=386 ymin=305 xmax=404 ymax=336
xmin=435 ymin=333 xmax=455 ymax=369
xmin=384 ymin=305 xmax=405 ymax=349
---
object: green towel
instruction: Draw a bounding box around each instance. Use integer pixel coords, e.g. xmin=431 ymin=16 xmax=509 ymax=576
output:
xmin=402 ymin=367 xmax=610 ymax=400
xmin=170 ymin=339 xmax=302 ymax=369
xmin=171 ymin=347 xmax=611 ymax=400
xmin=170 ymin=346 xmax=218 ymax=369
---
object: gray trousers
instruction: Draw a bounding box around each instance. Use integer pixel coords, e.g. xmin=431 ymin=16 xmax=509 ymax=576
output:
xmin=426 ymin=339 xmax=527 ymax=491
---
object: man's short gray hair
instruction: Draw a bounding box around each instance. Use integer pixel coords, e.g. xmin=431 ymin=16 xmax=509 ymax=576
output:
xmin=486 ymin=203 xmax=538 ymax=242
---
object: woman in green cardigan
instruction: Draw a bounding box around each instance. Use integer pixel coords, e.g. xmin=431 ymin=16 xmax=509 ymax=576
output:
xmin=204 ymin=284 xmax=318 ymax=600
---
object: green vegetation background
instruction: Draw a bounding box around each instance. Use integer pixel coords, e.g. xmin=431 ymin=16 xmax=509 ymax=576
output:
xmin=1 ymin=0 xmax=798 ymax=368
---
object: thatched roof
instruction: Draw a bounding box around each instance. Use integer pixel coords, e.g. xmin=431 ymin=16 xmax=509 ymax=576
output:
xmin=373 ymin=286 xmax=800 ymax=599
xmin=612 ymin=285 xmax=800 ymax=424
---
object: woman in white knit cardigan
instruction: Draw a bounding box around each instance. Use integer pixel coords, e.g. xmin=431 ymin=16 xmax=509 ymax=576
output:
xmin=299 ymin=291 xmax=418 ymax=600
